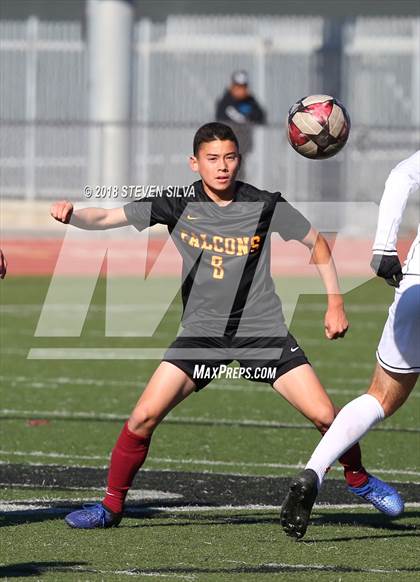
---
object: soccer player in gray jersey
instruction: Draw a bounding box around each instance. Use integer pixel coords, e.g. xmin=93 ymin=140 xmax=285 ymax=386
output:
xmin=50 ymin=123 xmax=402 ymax=529
xmin=281 ymin=150 xmax=419 ymax=539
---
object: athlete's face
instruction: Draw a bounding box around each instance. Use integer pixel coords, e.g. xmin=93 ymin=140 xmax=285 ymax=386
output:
xmin=190 ymin=139 xmax=240 ymax=194
xmin=230 ymin=83 xmax=249 ymax=100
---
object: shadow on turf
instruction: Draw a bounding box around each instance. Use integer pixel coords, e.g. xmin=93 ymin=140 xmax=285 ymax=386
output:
xmin=302 ymin=510 xmax=420 ymax=542
xmin=2 ymin=506 xmax=419 ymax=537
xmin=118 ymin=508 xmax=420 ymax=541
xmin=2 ymin=562 xmax=420 ymax=578
xmin=126 ymin=512 xmax=281 ymax=529
xmin=313 ymin=510 xmax=420 ymax=529
xmin=0 ymin=561 xmax=86 ymax=577
xmin=0 ymin=507 xmax=278 ymax=528
xmin=0 ymin=506 xmax=74 ymax=528
xmin=79 ymin=564 xmax=420 ymax=576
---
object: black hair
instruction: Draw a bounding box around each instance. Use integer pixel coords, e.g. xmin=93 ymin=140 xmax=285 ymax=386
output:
xmin=193 ymin=122 xmax=239 ymax=156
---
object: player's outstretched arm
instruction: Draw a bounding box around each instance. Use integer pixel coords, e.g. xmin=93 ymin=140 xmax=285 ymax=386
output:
xmin=300 ymin=227 xmax=348 ymax=340
xmin=50 ymin=200 xmax=129 ymax=230
xmin=0 ymin=249 xmax=7 ymax=279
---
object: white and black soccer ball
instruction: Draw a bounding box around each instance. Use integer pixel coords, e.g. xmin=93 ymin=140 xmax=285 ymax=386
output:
xmin=287 ymin=95 xmax=351 ymax=159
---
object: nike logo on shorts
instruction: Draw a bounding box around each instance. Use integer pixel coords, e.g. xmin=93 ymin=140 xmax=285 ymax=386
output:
xmin=187 ymin=214 xmax=199 ymax=220
xmin=290 ymin=346 xmax=300 ymax=352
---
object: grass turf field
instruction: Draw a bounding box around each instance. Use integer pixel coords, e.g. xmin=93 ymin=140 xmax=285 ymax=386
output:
xmin=0 ymin=275 xmax=419 ymax=581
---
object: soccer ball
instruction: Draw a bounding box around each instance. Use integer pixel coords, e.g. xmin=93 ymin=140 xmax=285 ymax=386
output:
xmin=287 ymin=95 xmax=351 ymax=159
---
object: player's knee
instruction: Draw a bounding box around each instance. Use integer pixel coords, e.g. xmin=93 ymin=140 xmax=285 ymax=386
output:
xmin=312 ymin=407 xmax=335 ymax=434
xmin=128 ymin=407 xmax=161 ymax=435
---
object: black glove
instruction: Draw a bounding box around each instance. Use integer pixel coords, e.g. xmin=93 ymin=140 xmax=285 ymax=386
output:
xmin=370 ymin=253 xmax=403 ymax=288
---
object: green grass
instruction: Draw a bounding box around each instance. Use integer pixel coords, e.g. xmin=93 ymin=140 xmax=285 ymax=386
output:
xmin=1 ymin=276 xmax=419 ymax=580
xmin=1 ymin=505 xmax=420 ymax=581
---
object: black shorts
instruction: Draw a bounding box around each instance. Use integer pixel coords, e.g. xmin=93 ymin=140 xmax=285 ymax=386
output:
xmin=162 ymin=332 xmax=309 ymax=390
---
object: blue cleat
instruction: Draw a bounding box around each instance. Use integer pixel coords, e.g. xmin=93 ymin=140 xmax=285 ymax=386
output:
xmin=349 ymin=474 xmax=404 ymax=517
xmin=65 ymin=503 xmax=122 ymax=529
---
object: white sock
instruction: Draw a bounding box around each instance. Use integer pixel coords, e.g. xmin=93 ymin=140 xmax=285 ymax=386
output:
xmin=306 ymin=394 xmax=385 ymax=487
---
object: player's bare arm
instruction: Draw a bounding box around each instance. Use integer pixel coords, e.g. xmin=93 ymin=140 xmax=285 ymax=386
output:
xmin=300 ymin=227 xmax=349 ymax=340
xmin=50 ymin=200 xmax=128 ymax=229
xmin=0 ymin=249 xmax=7 ymax=279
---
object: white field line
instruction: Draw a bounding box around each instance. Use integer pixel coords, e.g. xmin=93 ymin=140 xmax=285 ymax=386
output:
xmin=0 ymin=374 xmax=371 ymax=393
xmin=312 ymin=360 xmax=375 ymax=369
xmin=19 ymin=348 xmax=381 ymax=365
xmin=0 ymin=487 xmax=181 ymax=502
xmin=0 ymin=449 xmax=419 ymax=477
xmin=0 ymin=303 xmax=390 ymax=314
xmin=2 ymin=373 xmax=419 ymax=400
xmin=26 ymin=348 xmax=382 ymax=360
xmin=0 ymin=563 xmax=415 ymax=579
xmin=0 ymin=482 xmax=108 ymax=491
xmin=0 ymin=374 xmax=140 ymax=389
xmin=0 ymin=374 xmax=370 ymax=386
xmin=0 ymin=560 xmax=195 ymax=580
xmin=2 ymin=500 xmax=420 ymax=513
xmin=0 ymin=490 xmax=181 ymax=501
xmin=3 ymin=337 xmax=381 ymax=348
xmin=0 ymin=349 xmax=29 ymax=356
xmin=0 ymin=561 xmax=414 ymax=580
xmin=0 ymin=304 xmax=169 ymax=314
xmin=0 ymin=408 xmax=311 ymax=427
xmin=0 ymin=374 xmax=392 ymax=391
xmin=1 ymin=408 xmax=418 ymax=434
xmin=1 ymin=460 xmax=417 ymax=486
xmin=0 ymin=449 xmax=107 ymax=461
xmin=0 ymin=544 xmax=419 ymax=578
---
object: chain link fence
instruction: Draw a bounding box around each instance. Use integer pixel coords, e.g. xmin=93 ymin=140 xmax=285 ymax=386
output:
xmin=0 ymin=15 xmax=419 ymax=231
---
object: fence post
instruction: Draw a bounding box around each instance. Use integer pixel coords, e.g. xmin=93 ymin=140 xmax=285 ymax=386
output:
xmin=87 ymin=0 xmax=134 ymax=189
xmin=139 ymin=18 xmax=151 ymax=186
xmin=315 ymin=17 xmax=347 ymax=237
xmin=413 ymin=19 xmax=420 ymax=126
xmin=255 ymin=37 xmax=267 ymax=188
xmin=25 ymin=15 xmax=38 ymax=201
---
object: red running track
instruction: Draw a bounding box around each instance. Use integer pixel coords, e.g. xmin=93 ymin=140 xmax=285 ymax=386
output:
xmin=0 ymin=237 xmax=412 ymax=277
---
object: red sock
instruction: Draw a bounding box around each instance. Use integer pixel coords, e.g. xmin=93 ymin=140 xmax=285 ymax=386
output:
xmin=339 ymin=442 xmax=369 ymax=488
xmin=102 ymin=421 xmax=151 ymax=514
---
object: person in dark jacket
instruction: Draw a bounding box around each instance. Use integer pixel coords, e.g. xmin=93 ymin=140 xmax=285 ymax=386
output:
xmin=215 ymin=71 xmax=266 ymax=177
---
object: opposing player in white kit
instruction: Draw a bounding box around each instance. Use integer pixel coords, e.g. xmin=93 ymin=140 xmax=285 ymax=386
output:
xmin=0 ymin=249 xmax=7 ymax=279
xmin=281 ymin=150 xmax=420 ymax=539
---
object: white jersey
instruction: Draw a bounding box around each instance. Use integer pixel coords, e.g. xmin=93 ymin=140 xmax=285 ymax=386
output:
xmin=373 ymin=150 xmax=420 ymax=275
xmin=374 ymin=151 xmax=420 ymax=373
